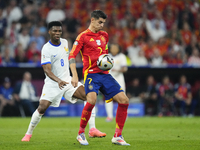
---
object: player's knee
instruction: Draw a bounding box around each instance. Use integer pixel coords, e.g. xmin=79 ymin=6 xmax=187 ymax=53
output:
xmin=37 ymin=103 xmax=48 ymax=114
xmin=119 ymin=96 xmax=129 ymax=104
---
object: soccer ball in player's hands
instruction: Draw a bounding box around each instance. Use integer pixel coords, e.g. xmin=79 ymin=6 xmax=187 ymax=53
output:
xmin=97 ymin=54 xmax=114 ymax=71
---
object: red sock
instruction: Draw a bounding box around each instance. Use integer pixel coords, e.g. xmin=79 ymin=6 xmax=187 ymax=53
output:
xmin=114 ymin=103 xmax=129 ymax=137
xmin=78 ymin=102 xmax=95 ymax=134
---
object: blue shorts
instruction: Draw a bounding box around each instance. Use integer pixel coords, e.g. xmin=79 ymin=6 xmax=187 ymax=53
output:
xmin=84 ymin=73 xmax=124 ymax=102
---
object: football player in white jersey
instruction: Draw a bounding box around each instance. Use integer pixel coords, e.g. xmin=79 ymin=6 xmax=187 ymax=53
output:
xmin=21 ymin=21 xmax=106 ymax=142
xmin=105 ymin=44 xmax=128 ymax=122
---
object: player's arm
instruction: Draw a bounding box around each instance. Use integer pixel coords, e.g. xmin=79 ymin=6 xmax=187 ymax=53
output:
xmin=69 ymin=59 xmax=79 ymax=87
xmin=69 ymin=34 xmax=84 ymax=87
xmin=42 ymin=63 xmax=68 ymax=89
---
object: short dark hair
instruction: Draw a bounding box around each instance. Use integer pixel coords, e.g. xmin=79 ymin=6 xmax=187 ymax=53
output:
xmin=47 ymin=21 xmax=62 ymax=30
xmin=91 ymin=10 xmax=107 ymax=19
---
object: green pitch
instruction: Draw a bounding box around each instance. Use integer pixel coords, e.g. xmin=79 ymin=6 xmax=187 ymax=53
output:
xmin=1 ymin=117 xmax=200 ymax=150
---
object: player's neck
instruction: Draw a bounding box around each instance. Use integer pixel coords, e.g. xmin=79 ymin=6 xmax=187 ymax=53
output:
xmin=88 ymin=26 xmax=98 ymax=33
xmin=50 ymin=39 xmax=60 ymax=45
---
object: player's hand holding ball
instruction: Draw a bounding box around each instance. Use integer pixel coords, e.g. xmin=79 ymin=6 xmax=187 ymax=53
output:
xmin=97 ymin=54 xmax=114 ymax=71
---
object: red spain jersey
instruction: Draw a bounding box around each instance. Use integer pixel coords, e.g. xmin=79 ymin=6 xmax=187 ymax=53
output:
xmin=69 ymin=29 xmax=109 ymax=77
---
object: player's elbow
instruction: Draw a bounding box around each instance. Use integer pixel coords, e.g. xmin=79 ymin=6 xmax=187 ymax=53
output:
xmin=69 ymin=58 xmax=76 ymax=65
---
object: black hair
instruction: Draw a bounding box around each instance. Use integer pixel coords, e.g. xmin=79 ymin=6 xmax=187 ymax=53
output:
xmin=91 ymin=10 xmax=107 ymax=19
xmin=47 ymin=21 xmax=62 ymax=30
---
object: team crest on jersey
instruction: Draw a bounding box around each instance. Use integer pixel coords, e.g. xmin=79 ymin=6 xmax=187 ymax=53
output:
xmin=74 ymin=41 xmax=78 ymax=45
xmin=88 ymin=84 xmax=93 ymax=90
xmin=100 ymin=35 xmax=106 ymax=44
xmin=64 ymin=47 xmax=69 ymax=54
xmin=43 ymin=55 xmax=45 ymax=58
xmin=96 ymin=40 xmax=101 ymax=45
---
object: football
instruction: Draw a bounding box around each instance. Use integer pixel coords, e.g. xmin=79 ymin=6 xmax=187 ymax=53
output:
xmin=97 ymin=54 xmax=114 ymax=71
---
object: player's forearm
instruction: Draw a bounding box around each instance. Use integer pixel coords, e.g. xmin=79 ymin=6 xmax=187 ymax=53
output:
xmin=70 ymin=63 xmax=78 ymax=77
xmin=44 ymin=69 xmax=61 ymax=83
xmin=69 ymin=58 xmax=78 ymax=77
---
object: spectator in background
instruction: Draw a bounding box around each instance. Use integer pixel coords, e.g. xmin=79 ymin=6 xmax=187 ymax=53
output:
xmin=105 ymin=44 xmax=128 ymax=122
xmin=0 ymin=38 xmax=15 ymax=58
xmin=136 ymin=13 xmax=152 ymax=32
xmin=131 ymin=50 xmax=148 ymax=66
xmin=151 ymin=49 xmax=165 ymax=66
xmin=28 ymin=53 xmax=41 ymax=66
xmin=141 ymin=75 xmax=158 ymax=116
xmin=144 ymin=38 xmax=156 ymax=61
xmin=46 ymin=2 xmax=65 ymax=23
xmin=156 ymin=76 xmax=174 ymax=116
xmin=26 ymin=41 xmax=40 ymax=61
xmin=181 ymin=22 xmax=192 ymax=46
xmin=0 ymin=8 xmax=7 ymax=45
xmin=149 ymin=21 xmax=166 ymax=42
xmin=64 ymin=10 xmax=80 ymax=41
xmin=166 ymin=23 xmax=182 ymax=42
xmin=2 ymin=47 xmax=15 ymax=66
xmin=5 ymin=21 xmax=20 ymax=49
xmin=174 ymin=75 xmax=193 ymax=117
xmin=13 ymin=72 xmax=38 ymax=116
xmin=0 ymin=77 xmax=15 ymax=116
xmin=2 ymin=0 xmax=22 ymax=26
xmin=188 ymin=48 xmax=200 ymax=66
xmin=38 ymin=1 xmax=50 ymax=21
xmin=177 ymin=3 xmax=194 ymax=30
xmin=14 ymin=44 xmax=28 ymax=63
xmin=151 ymin=11 xmax=166 ymax=32
xmin=127 ymin=78 xmax=143 ymax=103
xmin=163 ymin=5 xmax=175 ymax=30
xmin=127 ymin=38 xmax=141 ymax=63
xmin=29 ymin=27 xmax=45 ymax=51
xmin=18 ymin=28 xmax=30 ymax=50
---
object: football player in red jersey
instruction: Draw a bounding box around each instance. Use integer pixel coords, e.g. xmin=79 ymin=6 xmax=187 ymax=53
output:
xmin=69 ymin=10 xmax=130 ymax=146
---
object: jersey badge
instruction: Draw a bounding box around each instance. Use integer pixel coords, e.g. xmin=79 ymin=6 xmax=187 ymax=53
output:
xmin=90 ymin=38 xmax=94 ymax=42
xmin=100 ymin=35 xmax=106 ymax=44
xmin=74 ymin=41 xmax=78 ymax=45
xmin=64 ymin=47 xmax=69 ymax=54
xmin=88 ymin=84 xmax=93 ymax=90
xmin=43 ymin=55 xmax=45 ymax=58
xmin=96 ymin=40 xmax=101 ymax=45
xmin=43 ymin=93 xmax=46 ymax=96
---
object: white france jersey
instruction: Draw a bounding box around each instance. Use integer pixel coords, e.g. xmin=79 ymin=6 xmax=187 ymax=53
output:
xmin=109 ymin=53 xmax=127 ymax=91
xmin=41 ymin=38 xmax=70 ymax=85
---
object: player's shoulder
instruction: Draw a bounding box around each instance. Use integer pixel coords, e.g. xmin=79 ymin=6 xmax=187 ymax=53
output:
xmin=99 ymin=30 xmax=108 ymax=37
xmin=76 ymin=29 xmax=89 ymax=40
xmin=41 ymin=41 xmax=50 ymax=51
xmin=60 ymin=38 xmax=68 ymax=44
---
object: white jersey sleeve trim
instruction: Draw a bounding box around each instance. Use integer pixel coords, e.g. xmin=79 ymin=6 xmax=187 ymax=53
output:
xmin=41 ymin=62 xmax=51 ymax=65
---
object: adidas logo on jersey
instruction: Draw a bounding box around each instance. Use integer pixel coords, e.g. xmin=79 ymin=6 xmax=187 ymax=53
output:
xmin=90 ymin=38 xmax=94 ymax=42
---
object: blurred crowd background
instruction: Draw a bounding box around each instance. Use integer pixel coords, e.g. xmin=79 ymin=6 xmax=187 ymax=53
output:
xmin=0 ymin=0 xmax=200 ymax=117
xmin=0 ymin=0 xmax=200 ymax=66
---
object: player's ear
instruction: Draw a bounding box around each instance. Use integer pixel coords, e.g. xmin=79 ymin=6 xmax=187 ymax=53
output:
xmin=91 ymin=17 xmax=95 ymax=23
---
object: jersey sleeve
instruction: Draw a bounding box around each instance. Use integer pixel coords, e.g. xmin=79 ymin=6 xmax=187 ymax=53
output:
xmin=41 ymin=45 xmax=51 ymax=65
xmin=69 ymin=33 xmax=84 ymax=60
